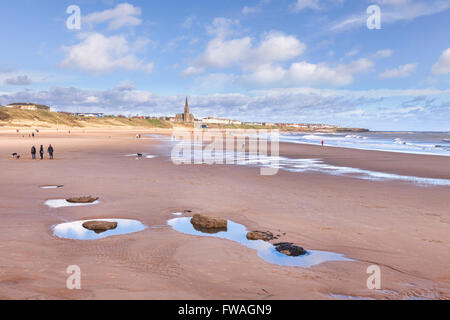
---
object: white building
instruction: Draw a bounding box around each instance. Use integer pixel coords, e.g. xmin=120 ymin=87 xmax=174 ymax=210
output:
xmin=201 ymin=117 xmax=242 ymax=125
xmin=72 ymin=112 xmax=104 ymax=118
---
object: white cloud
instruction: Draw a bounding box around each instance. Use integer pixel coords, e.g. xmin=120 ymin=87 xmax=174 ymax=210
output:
xmin=183 ymin=30 xmax=306 ymax=74
xmin=60 ymin=33 xmax=154 ymax=74
xmin=83 ymin=3 xmax=142 ymax=30
xmin=4 ymin=75 xmax=32 ymax=86
xmin=199 ymin=37 xmax=252 ymax=69
xmin=379 ymin=63 xmax=417 ymax=79
xmin=432 ymin=48 xmax=450 ymax=75
xmin=181 ymin=66 xmax=205 ymax=77
xmin=0 ymin=70 xmax=65 ymax=87
xmin=242 ymin=0 xmax=271 ymax=15
xmin=242 ymin=6 xmax=259 ymax=15
xmin=206 ymin=17 xmax=241 ymax=38
xmin=183 ymin=18 xmax=374 ymax=88
xmin=374 ymin=49 xmax=394 ymax=58
xmin=182 ymin=16 xmax=197 ymax=29
xmin=338 ymin=58 xmax=374 ymax=74
xmin=291 ymin=0 xmax=321 ymax=12
xmin=344 ymin=49 xmax=360 ymax=57
xmin=242 ymin=58 xmax=374 ymax=87
xmin=114 ymin=80 xmax=136 ymax=91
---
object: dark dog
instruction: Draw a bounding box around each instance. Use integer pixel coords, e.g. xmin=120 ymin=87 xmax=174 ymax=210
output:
xmin=12 ymin=153 xmax=20 ymax=159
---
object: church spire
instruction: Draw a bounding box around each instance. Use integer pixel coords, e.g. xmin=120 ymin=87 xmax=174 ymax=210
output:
xmin=184 ymin=96 xmax=189 ymax=114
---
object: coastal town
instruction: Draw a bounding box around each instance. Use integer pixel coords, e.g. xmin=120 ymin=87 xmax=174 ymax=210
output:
xmin=0 ymin=99 xmax=368 ymax=132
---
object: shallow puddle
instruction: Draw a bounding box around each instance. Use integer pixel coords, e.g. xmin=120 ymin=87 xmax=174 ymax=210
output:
xmin=40 ymin=185 xmax=64 ymax=189
xmin=168 ymin=217 xmax=352 ymax=268
xmin=45 ymin=199 xmax=100 ymax=208
xmin=53 ymin=219 xmax=147 ymax=240
xmin=124 ymin=153 xmax=157 ymax=159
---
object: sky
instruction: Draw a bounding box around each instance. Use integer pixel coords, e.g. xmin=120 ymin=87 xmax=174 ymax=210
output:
xmin=0 ymin=0 xmax=449 ymax=131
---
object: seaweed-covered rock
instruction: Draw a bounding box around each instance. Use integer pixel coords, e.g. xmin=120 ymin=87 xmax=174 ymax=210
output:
xmin=274 ymin=242 xmax=307 ymax=257
xmin=82 ymin=221 xmax=118 ymax=234
xmin=190 ymin=214 xmax=227 ymax=231
xmin=66 ymin=196 xmax=99 ymax=204
xmin=246 ymin=231 xmax=274 ymax=241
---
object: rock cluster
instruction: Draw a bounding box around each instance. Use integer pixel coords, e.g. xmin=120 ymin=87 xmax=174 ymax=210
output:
xmin=82 ymin=221 xmax=118 ymax=234
xmin=66 ymin=196 xmax=99 ymax=204
xmin=274 ymin=242 xmax=307 ymax=257
xmin=246 ymin=231 xmax=274 ymax=241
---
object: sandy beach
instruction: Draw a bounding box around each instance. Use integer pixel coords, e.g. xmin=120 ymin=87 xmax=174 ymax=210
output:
xmin=0 ymin=128 xmax=449 ymax=300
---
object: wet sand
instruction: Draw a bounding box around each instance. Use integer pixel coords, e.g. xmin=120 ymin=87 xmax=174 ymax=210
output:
xmin=0 ymin=128 xmax=449 ymax=300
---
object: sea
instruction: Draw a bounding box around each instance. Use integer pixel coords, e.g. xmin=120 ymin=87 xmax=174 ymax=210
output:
xmin=279 ymin=131 xmax=450 ymax=157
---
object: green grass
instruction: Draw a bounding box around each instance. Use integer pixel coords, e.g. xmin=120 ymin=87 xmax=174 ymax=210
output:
xmin=0 ymin=108 xmax=174 ymax=129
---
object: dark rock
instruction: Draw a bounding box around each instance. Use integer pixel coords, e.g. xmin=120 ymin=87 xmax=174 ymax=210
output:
xmin=246 ymin=231 xmax=274 ymax=241
xmin=274 ymin=242 xmax=307 ymax=257
xmin=82 ymin=221 xmax=118 ymax=234
xmin=66 ymin=196 xmax=99 ymax=204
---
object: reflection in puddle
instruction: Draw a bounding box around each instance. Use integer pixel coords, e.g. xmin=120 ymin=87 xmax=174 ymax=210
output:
xmin=124 ymin=153 xmax=157 ymax=159
xmin=53 ymin=219 xmax=147 ymax=240
xmin=45 ymin=199 xmax=100 ymax=208
xmin=168 ymin=217 xmax=352 ymax=268
xmin=40 ymin=185 xmax=64 ymax=189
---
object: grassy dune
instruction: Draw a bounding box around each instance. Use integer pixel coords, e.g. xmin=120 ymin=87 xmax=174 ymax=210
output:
xmin=0 ymin=108 xmax=173 ymax=129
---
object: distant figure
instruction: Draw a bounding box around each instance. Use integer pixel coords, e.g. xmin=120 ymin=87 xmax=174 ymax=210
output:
xmin=32 ymin=132 xmax=35 ymax=138
xmin=321 ymin=140 xmax=324 ymax=146
xmin=48 ymin=145 xmax=54 ymax=160
xmin=31 ymin=146 xmax=36 ymax=159
xmin=39 ymin=145 xmax=44 ymax=160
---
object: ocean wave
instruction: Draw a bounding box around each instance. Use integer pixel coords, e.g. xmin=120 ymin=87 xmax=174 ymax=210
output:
xmin=279 ymin=133 xmax=449 ymax=157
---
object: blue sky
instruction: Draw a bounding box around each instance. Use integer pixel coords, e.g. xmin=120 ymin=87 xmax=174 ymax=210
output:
xmin=0 ymin=0 xmax=449 ymax=130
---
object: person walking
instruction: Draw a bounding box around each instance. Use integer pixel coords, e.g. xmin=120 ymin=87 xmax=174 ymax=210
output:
xmin=31 ymin=146 xmax=36 ymax=159
xmin=39 ymin=145 xmax=44 ymax=160
xmin=48 ymin=144 xmax=54 ymax=160
xmin=321 ymin=140 xmax=324 ymax=146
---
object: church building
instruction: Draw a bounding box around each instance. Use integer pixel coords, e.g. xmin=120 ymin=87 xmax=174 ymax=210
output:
xmin=176 ymin=97 xmax=194 ymax=123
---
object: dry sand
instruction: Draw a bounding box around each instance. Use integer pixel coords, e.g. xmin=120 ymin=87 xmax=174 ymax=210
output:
xmin=0 ymin=128 xmax=449 ymax=300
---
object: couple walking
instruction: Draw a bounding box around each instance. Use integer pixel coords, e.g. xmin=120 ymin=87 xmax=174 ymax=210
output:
xmin=31 ymin=145 xmax=54 ymax=160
